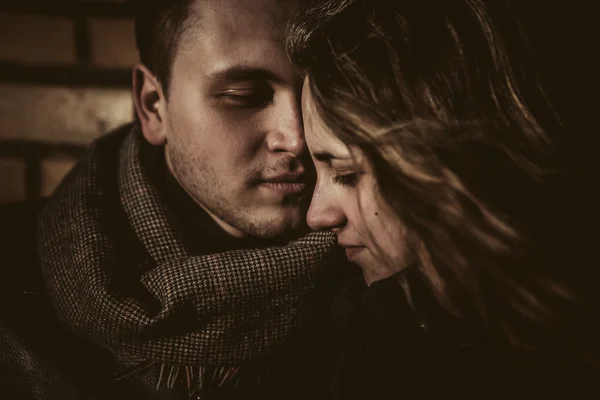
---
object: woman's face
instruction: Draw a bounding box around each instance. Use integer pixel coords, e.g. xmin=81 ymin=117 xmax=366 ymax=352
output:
xmin=301 ymin=79 xmax=416 ymax=285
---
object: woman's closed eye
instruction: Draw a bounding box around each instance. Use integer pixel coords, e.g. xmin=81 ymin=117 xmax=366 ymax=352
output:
xmin=333 ymin=171 xmax=361 ymax=187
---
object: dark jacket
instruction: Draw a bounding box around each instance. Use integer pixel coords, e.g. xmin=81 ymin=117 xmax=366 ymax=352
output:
xmin=329 ymin=269 xmax=599 ymax=400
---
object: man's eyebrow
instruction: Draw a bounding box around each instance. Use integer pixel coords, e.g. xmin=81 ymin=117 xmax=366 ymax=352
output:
xmin=206 ymin=65 xmax=282 ymax=83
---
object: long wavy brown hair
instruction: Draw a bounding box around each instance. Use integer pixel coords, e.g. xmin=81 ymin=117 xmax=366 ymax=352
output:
xmin=288 ymin=0 xmax=599 ymax=363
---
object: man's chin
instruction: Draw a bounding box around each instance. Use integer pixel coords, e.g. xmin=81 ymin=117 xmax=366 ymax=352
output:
xmin=249 ymin=208 xmax=308 ymax=239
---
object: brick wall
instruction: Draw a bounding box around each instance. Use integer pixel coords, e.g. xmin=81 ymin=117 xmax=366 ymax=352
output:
xmin=0 ymin=0 xmax=137 ymax=204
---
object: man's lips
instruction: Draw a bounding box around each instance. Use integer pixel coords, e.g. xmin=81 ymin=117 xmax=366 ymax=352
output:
xmin=262 ymin=171 xmax=305 ymax=182
xmin=260 ymin=174 xmax=307 ymax=194
xmin=260 ymin=181 xmax=307 ymax=193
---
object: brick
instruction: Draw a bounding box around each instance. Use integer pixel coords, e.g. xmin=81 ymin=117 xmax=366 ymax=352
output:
xmin=0 ymin=83 xmax=134 ymax=145
xmin=0 ymin=12 xmax=76 ymax=65
xmin=89 ymin=18 xmax=138 ymax=68
xmin=0 ymin=157 xmax=26 ymax=204
xmin=40 ymin=156 xmax=77 ymax=197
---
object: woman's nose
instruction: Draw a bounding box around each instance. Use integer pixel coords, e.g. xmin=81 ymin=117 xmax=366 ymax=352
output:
xmin=306 ymin=184 xmax=346 ymax=231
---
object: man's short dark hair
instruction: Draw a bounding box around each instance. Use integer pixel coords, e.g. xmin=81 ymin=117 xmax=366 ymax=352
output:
xmin=134 ymin=0 xmax=194 ymax=96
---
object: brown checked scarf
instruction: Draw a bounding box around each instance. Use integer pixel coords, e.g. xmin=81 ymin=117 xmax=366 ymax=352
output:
xmin=36 ymin=124 xmax=345 ymax=397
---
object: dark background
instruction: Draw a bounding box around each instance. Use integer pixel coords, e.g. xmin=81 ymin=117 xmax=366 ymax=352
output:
xmin=0 ymin=0 xmax=137 ymax=204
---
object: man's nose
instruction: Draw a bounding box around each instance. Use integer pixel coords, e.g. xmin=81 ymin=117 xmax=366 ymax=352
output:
xmin=266 ymin=97 xmax=305 ymax=157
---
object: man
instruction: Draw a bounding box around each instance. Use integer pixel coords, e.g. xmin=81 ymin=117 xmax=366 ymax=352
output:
xmin=0 ymin=0 xmax=352 ymax=398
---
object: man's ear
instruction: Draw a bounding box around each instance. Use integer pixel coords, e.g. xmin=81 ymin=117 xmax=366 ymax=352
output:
xmin=132 ymin=64 xmax=168 ymax=146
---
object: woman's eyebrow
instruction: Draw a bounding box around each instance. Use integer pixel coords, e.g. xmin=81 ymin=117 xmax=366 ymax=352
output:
xmin=312 ymin=151 xmax=351 ymax=162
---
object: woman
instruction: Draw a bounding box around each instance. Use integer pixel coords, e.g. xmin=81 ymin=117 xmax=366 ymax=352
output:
xmin=287 ymin=0 xmax=600 ymax=397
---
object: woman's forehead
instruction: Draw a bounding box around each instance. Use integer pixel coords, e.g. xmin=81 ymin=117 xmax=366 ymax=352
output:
xmin=302 ymin=80 xmax=352 ymax=160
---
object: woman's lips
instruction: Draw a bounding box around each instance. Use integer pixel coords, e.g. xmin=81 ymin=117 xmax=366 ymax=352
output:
xmin=344 ymin=246 xmax=366 ymax=260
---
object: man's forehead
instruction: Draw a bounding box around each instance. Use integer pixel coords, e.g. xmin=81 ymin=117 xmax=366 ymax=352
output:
xmin=191 ymin=0 xmax=298 ymax=36
xmin=175 ymin=0 xmax=300 ymax=82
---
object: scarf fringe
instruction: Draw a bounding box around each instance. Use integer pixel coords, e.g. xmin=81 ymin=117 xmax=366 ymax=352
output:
xmin=116 ymin=361 xmax=269 ymax=398
xmin=156 ymin=363 xmax=266 ymax=397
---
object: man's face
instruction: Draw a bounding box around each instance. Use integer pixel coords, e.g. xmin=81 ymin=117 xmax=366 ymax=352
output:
xmin=162 ymin=0 xmax=308 ymax=239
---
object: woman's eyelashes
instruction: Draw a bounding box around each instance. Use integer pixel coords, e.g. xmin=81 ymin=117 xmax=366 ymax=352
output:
xmin=333 ymin=171 xmax=361 ymax=187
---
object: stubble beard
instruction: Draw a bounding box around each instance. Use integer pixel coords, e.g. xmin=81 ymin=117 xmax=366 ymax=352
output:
xmin=166 ymin=144 xmax=304 ymax=239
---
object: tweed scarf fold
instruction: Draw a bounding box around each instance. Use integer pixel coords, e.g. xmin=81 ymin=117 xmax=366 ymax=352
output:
xmin=36 ymin=125 xmax=340 ymax=394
